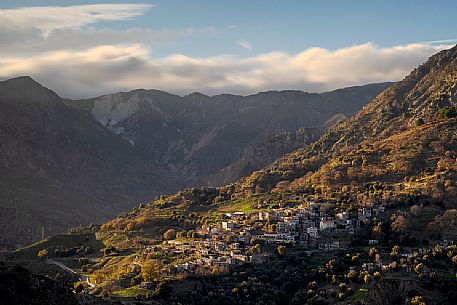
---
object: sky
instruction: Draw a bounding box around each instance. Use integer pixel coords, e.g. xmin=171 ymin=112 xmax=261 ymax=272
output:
xmin=0 ymin=0 xmax=456 ymax=98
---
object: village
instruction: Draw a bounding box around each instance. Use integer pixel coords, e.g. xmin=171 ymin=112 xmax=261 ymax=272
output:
xmin=136 ymin=202 xmax=388 ymax=278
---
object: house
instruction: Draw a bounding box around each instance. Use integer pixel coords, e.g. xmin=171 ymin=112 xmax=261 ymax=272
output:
xmin=307 ymin=227 xmax=319 ymax=238
xmin=276 ymin=222 xmax=288 ymax=233
xmin=362 ymin=263 xmax=375 ymax=272
xmin=358 ymin=208 xmax=372 ymax=218
xmin=336 ymin=212 xmax=349 ymax=220
xmin=258 ymin=211 xmax=277 ymax=221
xmin=139 ymin=282 xmax=155 ymax=290
xmin=222 ymin=221 xmax=236 ymax=230
xmin=369 ymin=239 xmax=379 ymax=245
xmin=232 ymin=253 xmax=249 ymax=262
xmin=319 ymin=220 xmax=336 ymax=230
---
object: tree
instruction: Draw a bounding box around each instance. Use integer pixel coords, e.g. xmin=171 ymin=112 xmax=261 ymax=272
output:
xmin=363 ymin=274 xmax=371 ymax=284
xmin=248 ymin=244 xmax=261 ymax=255
xmin=373 ymin=271 xmax=381 ymax=280
xmin=37 ymin=249 xmax=48 ymax=259
xmin=126 ymin=223 xmax=135 ymax=231
xmin=414 ymin=263 xmax=424 ymax=274
xmin=75 ymin=282 xmax=84 ymax=293
xmin=369 ymin=247 xmax=378 ymax=258
xmin=163 ymin=228 xmax=176 ymax=240
xmin=155 ymin=280 xmax=172 ymax=298
xmin=142 ymin=259 xmax=161 ymax=282
xmin=410 ymin=205 xmax=422 ymax=217
xmin=277 ymin=245 xmax=287 ymax=257
xmin=437 ymin=106 xmax=457 ymax=119
xmin=347 ymin=270 xmax=358 ymax=282
xmin=411 ymin=295 xmax=426 ymax=305
xmin=391 ymin=245 xmax=401 ymax=258
xmin=415 ymin=118 xmax=425 ymax=126
xmin=211 ymin=268 xmax=220 ymax=276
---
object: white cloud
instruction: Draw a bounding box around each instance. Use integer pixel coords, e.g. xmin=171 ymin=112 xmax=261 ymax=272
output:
xmin=0 ymin=3 xmax=154 ymax=36
xmin=0 ymin=26 xmax=216 ymax=55
xmin=237 ymin=40 xmax=253 ymax=50
xmin=1 ymin=42 xmax=453 ymax=98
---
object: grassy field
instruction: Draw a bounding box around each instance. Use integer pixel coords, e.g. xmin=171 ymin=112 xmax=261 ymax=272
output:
xmin=112 ymin=285 xmax=149 ymax=297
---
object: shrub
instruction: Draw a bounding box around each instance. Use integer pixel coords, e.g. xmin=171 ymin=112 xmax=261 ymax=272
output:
xmin=415 ymin=118 xmax=425 ymax=126
xmin=437 ymin=106 xmax=457 ymax=118
xmin=37 ymin=249 xmax=48 ymax=258
xmin=163 ymin=229 xmax=176 ymax=240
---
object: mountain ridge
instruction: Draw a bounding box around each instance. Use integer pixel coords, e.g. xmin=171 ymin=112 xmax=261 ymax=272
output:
xmin=0 ymin=78 xmax=390 ymax=248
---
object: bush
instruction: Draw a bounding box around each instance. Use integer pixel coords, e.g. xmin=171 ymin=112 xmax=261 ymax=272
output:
xmin=37 ymin=249 xmax=48 ymax=258
xmin=163 ymin=229 xmax=176 ymax=240
xmin=415 ymin=118 xmax=425 ymax=126
xmin=437 ymin=106 xmax=457 ymax=118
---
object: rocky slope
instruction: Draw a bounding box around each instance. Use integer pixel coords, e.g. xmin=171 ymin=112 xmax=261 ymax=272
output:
xmin=208 ymin=114 xmax=347 ymax=186
xmin=70 ymin=84 xmax=391 ymax=186
xmin=208 ymin=126 xmax=324 ymax=186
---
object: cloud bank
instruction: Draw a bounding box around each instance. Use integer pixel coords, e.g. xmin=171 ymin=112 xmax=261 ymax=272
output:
xmin=0 ymin=3 xmax=153 ymax=36
xmin=1 ymin=42 xmax=451 ymax=98
xmin=0 ymin=4 xmax=453 ymax=98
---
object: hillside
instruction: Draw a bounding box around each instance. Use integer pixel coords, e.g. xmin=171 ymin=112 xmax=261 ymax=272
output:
xmin=208 ymin=114 xmax=347 ymax=186
xmin=232 ymin=45 xmax=457 ymax=204
xmin=208 ymin=126 xmax=324 ymax=186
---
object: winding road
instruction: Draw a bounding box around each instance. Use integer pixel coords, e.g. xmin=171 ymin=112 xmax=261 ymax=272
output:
xmin=46 ymin=259 xmax=94 ymax=287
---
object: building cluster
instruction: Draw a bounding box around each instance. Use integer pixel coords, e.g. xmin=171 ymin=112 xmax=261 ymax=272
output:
xmin=141 ymin=202 xmax=386 ymax=276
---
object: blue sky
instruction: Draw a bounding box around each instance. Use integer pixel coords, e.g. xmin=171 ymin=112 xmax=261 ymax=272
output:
xmin=0 ymin=1 xmax=456 ymax=97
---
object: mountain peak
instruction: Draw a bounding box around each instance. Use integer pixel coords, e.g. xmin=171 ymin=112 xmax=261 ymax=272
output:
xmin=0 ymin=76 xmax=60 ymax=105
xmin=185 ymin=92 xmax=210 ymax=99
xmin=1 ymin=76 xmax=42 ymax=87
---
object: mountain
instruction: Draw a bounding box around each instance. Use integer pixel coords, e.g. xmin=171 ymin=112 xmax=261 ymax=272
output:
xmin=0 ymin=79 xmax=388 ymax=249
xmin=0 ymin=77 xmax=178 ymax=248
xmin=69 ymin=83 xmax=391 ymax=186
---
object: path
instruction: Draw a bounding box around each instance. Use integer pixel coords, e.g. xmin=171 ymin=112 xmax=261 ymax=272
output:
xmin=46 ymin=259 xmax=94 ymax=287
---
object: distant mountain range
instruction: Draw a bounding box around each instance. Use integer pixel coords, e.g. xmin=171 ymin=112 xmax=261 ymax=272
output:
xmin=69 ymin=83 xmax=391 ymax=186
xmin=0 ymin=78 xmax=390 ymax=248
